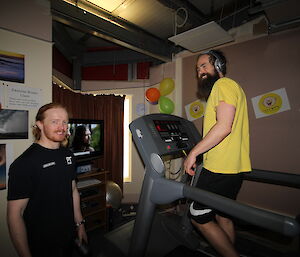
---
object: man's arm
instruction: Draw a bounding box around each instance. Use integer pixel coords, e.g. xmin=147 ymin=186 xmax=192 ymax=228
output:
xmin=7 ymin=198 xmax=32 ymax=257
xmin=184 ymin=101 xmax=236 ymax=175
xmin=72 ymin=180 xmax=88 ymax=243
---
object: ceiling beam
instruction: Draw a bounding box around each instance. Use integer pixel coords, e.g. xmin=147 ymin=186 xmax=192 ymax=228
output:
xmin=209 ymin=0 xmax=263 ymax=32
xmin=157 ymin=0 xmax=208 ymax=26
xmin=157 ymin=0 xmax=259 ymax=35
xmin=53 ymin=21 xmax=85 ymax=61
xmin=269 ymin=16 xmax=300 ymax=33
xmin=248 ymin=0 xmax=288 ymax=15
xmin=77 ymin=33 xmax=92 ymax=45
xmin=51 ymin=0 xmax=179 ymax=63
xmin=82 ymin=49 xmax=160 ymax=66
xmin=53 ymin=21 xmax=84 ymax=90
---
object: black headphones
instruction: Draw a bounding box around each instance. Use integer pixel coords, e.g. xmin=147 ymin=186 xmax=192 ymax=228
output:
xmin=206 ymin=50 xmax=226 ymax=74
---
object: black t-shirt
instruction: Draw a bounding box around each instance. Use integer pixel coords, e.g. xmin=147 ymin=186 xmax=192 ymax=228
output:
xmin=7 ymin=143 xmax=76 ymax=246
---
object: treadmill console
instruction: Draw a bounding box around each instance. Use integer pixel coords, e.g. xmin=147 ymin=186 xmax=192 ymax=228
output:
xmin=130 ymin=114 xmax=201 ymax=161
xmin=153 ymin=119 xmax=190 ymax=150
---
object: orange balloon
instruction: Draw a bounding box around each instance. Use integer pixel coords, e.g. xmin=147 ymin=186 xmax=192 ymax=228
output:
xmin=145 ymin=88 xmax=160 ymax=103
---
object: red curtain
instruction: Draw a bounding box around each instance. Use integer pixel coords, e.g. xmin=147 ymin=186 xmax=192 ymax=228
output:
xmin=52 ymin=84 xmax=125 ymax=190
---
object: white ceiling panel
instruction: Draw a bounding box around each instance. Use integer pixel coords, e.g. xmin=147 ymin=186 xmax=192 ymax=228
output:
xmin=168 ymin=21 xmax=234 ymax=52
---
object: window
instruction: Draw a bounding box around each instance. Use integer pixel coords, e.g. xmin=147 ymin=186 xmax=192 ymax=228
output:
xmin=123 ymin=95 xmax=132 ymax=182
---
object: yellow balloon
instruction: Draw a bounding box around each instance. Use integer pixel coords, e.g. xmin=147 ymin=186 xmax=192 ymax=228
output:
xmin=159 ymin=78 xmax=175 ymax=96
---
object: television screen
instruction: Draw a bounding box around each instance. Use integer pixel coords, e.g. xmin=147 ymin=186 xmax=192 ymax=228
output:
xmin=67 ymin=119 xmax=104 ymax=161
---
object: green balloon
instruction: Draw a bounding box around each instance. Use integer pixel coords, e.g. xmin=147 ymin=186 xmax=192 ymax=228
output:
xmin=159 ymin=96 xmax=175 ymax=114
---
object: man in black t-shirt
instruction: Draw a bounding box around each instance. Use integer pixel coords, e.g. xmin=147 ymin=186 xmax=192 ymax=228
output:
xmin=7 ymin=103 xmax=87 ymax=257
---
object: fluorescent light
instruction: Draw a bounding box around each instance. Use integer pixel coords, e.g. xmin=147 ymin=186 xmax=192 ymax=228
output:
xmin=86 ymin=0 xmax=124 ymax=12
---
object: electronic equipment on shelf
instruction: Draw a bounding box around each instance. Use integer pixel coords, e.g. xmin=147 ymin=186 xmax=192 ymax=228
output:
xmin=77 ymin=178 xmax=101 ymax=189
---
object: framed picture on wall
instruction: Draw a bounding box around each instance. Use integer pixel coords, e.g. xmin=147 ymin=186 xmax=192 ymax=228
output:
xmin=0 ymin=109 xmax=28 ymax=139
xmin=0 ymin=50 xmax=25 ymax=83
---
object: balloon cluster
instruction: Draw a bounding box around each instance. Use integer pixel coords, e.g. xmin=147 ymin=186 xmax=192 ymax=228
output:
xmin=145 ymin=78 xmax=175 ymax=114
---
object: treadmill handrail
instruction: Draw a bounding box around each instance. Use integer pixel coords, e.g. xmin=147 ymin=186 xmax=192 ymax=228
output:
xmin=183 ymin=185 xmax=300 ymax=237
xmin=245 ymin=169 xmax=300 ymax=189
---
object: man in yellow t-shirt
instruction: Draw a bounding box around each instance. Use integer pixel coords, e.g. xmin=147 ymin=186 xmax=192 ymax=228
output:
xmin=184 ymin=50 xmax=251 ymax=257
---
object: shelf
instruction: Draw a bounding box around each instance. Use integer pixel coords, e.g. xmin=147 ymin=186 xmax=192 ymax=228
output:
xmin=75 ymin=155 xmax=102 ymax=163
xmin=83 ymin=208 xmax=106 ymax=217
xmin=76 ymin=160 xmax=109 ymax=232
xmin=84 ymin=209 xmax=106 ymax=232
xmin=77 ymin=170 xmax=100 ymax=179
xmin=86 ymin=223 xmax=106 ymax=232
xmin=77 ymin=170 xmax=108 ymax=180
xmin=81 ymin=192 xmax=105 ymax=202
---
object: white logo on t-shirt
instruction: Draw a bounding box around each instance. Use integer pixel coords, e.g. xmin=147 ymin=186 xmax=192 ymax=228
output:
xmin=43 ymin=162 xmax=56 ymax=168
xmin=66 ymin=156 xmax=72 ymax=165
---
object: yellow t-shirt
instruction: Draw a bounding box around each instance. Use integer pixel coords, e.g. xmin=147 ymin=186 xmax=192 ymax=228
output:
xmin=203 ymin=77 xmax=251 ymax=174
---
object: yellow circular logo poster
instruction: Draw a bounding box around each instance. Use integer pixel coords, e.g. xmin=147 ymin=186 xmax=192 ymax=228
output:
xmin=189 ymin=101 xmax=205 ymax=119
xmin=258 ymin=93 xmax=282 ymax=115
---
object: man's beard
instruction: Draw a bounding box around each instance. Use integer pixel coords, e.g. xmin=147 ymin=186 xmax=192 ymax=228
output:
xmin=197 ymin=72 xmax=220 ymax=101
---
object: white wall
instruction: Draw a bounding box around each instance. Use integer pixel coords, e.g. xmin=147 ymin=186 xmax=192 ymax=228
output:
xmin=0 ymin=0 xmax=52 ymax=42
xmin=0 ymin=1 xmax=52 ymax=255
xmin=0 ymin=28 xmax=52 ymax=257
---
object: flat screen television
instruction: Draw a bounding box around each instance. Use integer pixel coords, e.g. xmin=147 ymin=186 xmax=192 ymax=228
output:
xmin=67 ymin=119 xmax=104 ymax=161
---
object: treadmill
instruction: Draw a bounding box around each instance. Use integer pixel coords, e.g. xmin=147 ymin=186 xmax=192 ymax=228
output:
xmin=104 ymin=113 xmax=300 ymax=257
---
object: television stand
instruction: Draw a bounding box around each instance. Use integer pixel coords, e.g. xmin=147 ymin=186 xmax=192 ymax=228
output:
xmin=77 ymin=168 xmax=110 ymax=231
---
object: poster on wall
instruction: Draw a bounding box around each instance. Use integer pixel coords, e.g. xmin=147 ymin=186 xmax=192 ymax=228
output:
xmin=136 ymin=103 xmax=146 ymax=116
xmin=0 ymin=86 xmax=4 ymax=108
xmin=0 ymin=144 xmax=6 ymax=190
xmin=251 ymin=88 xmax=291 ymax=119
xmin=0 ymin=109 xmax=28 ymax=139
xmin=185 ymin=100 xmax=206 ymax=121
xmin=0 ymin=143 xmax=13 ymax=190
xmin=0 ymin=50 xmax=25 ymax=83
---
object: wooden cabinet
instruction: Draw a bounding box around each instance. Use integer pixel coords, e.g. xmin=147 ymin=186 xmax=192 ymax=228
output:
xmin=77 ymin=169 xmax=110 ymax=231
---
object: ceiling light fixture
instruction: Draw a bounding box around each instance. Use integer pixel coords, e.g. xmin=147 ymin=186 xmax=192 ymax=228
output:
xmin=62 ymin=0 xmax=126 ymax=29
xmin=86 ymin=0 xmax=124 ymax=12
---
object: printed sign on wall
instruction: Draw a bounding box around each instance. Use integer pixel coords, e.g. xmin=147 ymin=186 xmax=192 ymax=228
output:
xmin=7 ymin=85 xmax=42 ymax=109
xmin=185 ymin=100 xmax=206 ymax=121
xmin=251 ymin=88 xmax=291 ymax=119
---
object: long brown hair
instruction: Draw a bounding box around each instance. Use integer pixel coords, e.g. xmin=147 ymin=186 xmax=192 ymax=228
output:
xmin=33 ymin=102 xmax=68 ymax=141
